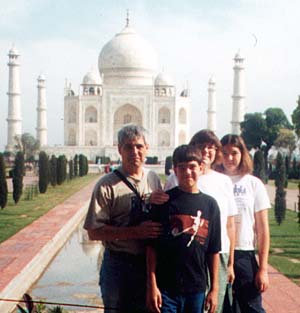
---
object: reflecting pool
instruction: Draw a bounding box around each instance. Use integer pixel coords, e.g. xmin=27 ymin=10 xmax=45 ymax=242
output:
xmin=29 ymin=222 xmax=104 ymax=311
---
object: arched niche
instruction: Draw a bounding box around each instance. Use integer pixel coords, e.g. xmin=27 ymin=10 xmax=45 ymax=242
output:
xmin=85 ymin=106 xmax=97 ymax=123
xmin=113 ymin=104 xmax=142 ymax=145
xmin=158 ymin=107 xmax=170 ymax=124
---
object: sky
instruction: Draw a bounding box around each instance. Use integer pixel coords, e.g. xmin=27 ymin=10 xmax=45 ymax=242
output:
xmin=0 ymin=0 xmax=299 ymax=151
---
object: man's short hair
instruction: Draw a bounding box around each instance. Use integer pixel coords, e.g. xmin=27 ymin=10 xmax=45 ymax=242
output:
xmin=118 ymin=124 xmax=148 ymax=146
xmin=172 ymin=145 xmax=202 ymax=167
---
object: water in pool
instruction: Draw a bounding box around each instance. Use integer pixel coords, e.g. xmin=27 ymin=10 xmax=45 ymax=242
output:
xmin=29 ymin=223 xmax=104 ymax=311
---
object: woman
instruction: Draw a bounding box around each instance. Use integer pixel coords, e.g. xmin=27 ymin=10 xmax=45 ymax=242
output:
xmin=220 ymin=134 xmax=270 ymax=313
xmin=165 ymin=129 xmax=237 ymax=313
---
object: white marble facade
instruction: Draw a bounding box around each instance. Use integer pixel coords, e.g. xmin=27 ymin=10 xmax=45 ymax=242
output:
xmin=62 ymin=19 xmax=190 ymax=161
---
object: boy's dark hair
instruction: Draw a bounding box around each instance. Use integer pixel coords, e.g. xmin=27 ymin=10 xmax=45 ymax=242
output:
xmin=172 ymin=145 xmax=202 ymax=167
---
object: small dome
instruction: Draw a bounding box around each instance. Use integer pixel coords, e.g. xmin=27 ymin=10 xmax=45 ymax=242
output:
xmin=208 ymin=76 xmax=216 ymax=84
xmin=82 ymin=70 xmax=102 ymax=85
xmin=234 ymin=51 xmax=244 ymax=60
xmin=8 ymin=46 xmax=19 ymax=56
xmin=155 ymin=72 xmax=175 ymax=86
xmin=38 ymin=74 xmax=46 ymax=81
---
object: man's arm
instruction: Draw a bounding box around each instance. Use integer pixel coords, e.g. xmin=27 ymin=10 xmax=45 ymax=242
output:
xmin=254 ymin=209 xmax=270 ymax=292
xmin=87 ymin=221 xmax=163 ymax=241
xmin=146 ymin=246 xmax=162 ymax=313
xmin=205 ymin=253 xmax=219 ymax=313
xmin=226 ymin=215 xmax=235 ymax=284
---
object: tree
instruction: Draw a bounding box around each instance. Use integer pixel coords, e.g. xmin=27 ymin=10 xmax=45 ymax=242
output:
xmin=253 ymin=149 xmax=267 ymax=183
xmin=12 ymin=151 xmax=24 ymax=203
xmin=0 ymin=153 xmax=8 ymax=209
xmin=274 ymin=152 xmax=286 ymax=225
xmin=292 ymin=95 xmax=300 ymax=138
xmin=14 ymin=133 xmax=40 ymax=161
xmin=38 ymin=151 xmax=49 ymax=194
xmin=241 ymin=108 xmax=292 ymax=176
xmin=49 ymin=155 xmax=57 ymax=187
xmin=241 ymin=113 xmax=267 ymax=149
xmin=273 ymin=128 xmax=296 ymax=158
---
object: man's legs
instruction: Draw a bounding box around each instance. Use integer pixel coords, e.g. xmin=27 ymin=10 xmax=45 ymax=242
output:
xmin=233 ymin=250 xmax=265 ymax=313
xmin=100 ymin=249 xmax=147 ymax=313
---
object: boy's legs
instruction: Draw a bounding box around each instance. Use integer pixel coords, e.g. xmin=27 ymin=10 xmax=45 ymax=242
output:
xmin=233 ymin=250 xmax=265 ymax=313
xmin=183 ymin=292 xmax=205 ymax=313
xmin=161 ymin=290 xmax=205 ymax=313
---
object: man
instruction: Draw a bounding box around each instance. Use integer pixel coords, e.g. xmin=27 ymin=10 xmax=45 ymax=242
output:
xmin=84 ymin=124 xmax=168 ymax=313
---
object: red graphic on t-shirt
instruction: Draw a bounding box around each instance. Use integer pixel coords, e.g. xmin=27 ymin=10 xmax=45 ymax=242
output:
xmin=170 ymin=211 xmax=209 ymax=245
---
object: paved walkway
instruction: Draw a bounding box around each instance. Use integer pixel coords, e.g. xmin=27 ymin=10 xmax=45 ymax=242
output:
xmin=0 ymin=178 xmax=299 ymax=312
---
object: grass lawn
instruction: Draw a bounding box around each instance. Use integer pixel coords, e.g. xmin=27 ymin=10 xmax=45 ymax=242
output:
xmin=269 ymin=208 xmax=300 ymax=285
xmin=268 ymin=179 xmax=300 ymax=190
xmin=0 ymin=174 xmax=99 ymax=243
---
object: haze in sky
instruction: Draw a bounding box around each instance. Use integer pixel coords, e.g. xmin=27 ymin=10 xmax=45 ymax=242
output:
xmin=0 ymin=0 xmax=299 ymax=151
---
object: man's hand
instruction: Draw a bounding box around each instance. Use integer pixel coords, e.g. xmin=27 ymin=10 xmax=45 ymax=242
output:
xmin=150 ymin=189 xmax=169 ymax=205
xmin=146 ymin=284 xmax=162 ymax=313
xmin=255 ymin=268 xmax=269 ymax=292
xmin=135 ymin=221 xmax=163 ymax=239
xmin=205 ymin=289 xmax=218 ymax=313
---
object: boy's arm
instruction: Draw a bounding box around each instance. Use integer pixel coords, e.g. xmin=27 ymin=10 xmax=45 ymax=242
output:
xmin=146 ymin=245 xmax=162 ymax=313
xmin=205 ymin=252 xmax=219 ymax=313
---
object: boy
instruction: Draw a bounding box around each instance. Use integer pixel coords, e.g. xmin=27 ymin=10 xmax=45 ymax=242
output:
xmin=147 ymin=145 xmax=221 ymax=313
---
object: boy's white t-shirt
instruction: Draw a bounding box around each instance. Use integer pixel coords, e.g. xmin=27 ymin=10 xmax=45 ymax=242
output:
xmin=229 ymin=174 xmax=271 ymax=250
xmin=165 ymin=170 xmax=238 ymax=253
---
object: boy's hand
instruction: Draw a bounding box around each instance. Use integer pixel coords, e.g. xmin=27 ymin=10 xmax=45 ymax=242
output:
xmin=150 ymin=189 xmax=169 ymax=205
xmin=205 ymin=289 xmax=218 ymax=313
xmin=146 ymin=284 xmax=162 ymax=313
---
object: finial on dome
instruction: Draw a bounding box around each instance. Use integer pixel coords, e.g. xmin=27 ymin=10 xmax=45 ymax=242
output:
xmin=126 ymin=9 xmax=130 ymax=27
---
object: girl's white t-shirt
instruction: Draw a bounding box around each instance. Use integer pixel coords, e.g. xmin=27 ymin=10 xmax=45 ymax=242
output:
xmin=228 ymin=174 xmax=271 ymax=250
xmin=165 ymin=170 xmax=237 ymax=253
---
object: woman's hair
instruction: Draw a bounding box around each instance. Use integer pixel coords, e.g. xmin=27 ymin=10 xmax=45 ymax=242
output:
xmin=189 ymin=129 xmax=222 ymax=168
xmin=220 ymin=134 xmax=253 ymax=175
xmin=172 ymin=144 xmax=202 ymax=167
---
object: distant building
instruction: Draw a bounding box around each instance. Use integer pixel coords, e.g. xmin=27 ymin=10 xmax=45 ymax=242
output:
xmin=55 ymin=16 xmax=190 ymax=161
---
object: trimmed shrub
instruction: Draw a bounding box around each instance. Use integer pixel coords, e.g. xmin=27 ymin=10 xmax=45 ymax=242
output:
xmin=38 ymin=151 xmax=49 ymax=193
xmin=253 ymin=149 xmax=267 ymax=183
xmin=0 ymin=153 xmax=8 ymax=208
xmin=274 ymin=152 xmax=287 ymax=225
xmin=165 ymin=156 xmax=172 ymax=176
xmin=12 ymin=151 xmax=24 ymax=204
xmin=50 ymin=155 xmax=57 ymax=187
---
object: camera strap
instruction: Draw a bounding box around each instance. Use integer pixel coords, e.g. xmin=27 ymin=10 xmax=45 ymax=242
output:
xmin=113 ymin=169 xmax=142 ymax=201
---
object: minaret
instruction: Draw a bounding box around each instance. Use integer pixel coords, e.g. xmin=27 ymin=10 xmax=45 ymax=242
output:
xmin=6 ymin=46 xmax=22 ymax=151
xmin=207 ymin=76 xmax=216 ymax=132
xmin=231 ymin=51 xmax=245 ymax=134
xmin=36 ymin=74 xmax=47 ymax=147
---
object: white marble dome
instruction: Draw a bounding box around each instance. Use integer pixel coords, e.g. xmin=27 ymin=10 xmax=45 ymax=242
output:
xmin=98 ymin=24 xmax=158 ymax=85
xmin=82 ymin=70 xmax=102 ymax=85
xmin=155 ymin=72 xmax=175 ymax=86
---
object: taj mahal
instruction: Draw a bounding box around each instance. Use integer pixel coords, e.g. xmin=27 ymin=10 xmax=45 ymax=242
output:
xmin=5 ymin=15 xmax=245 ymax=161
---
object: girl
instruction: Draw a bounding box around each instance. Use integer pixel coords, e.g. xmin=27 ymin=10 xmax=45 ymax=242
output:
xmin=220 ymin=134 xmax=270 ymax=313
